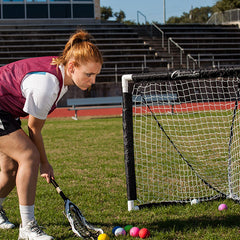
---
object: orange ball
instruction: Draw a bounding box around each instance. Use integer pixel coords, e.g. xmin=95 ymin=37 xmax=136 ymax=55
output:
xmin=139 ymin=228 xmax=150 ymax=239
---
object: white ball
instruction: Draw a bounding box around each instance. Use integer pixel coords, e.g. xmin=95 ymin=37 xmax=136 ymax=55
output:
xmin=114 ymin=227 xmax=126 ymax=236
xmin=191 ymin=199 xmax=199 ymax=205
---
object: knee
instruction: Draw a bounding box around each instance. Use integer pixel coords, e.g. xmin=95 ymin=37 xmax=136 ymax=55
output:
xmin=19 ymin=147 xmax=40 ymax=169
xmin=2 ymin=161 xmax=18 ymax=178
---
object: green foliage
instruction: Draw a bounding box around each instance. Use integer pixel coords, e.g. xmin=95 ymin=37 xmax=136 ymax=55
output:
xmin=214 ymin=0 xmax=240 ymax=12
xmin=167 ymin=6 xmax=213 ymax=24
xmin=123 ymin=20 xmax=137 ymax=25
xmin=114 ymin=10 xmax=126 ymax=23
xmin=101 ymin=6 xmax=113 ymax=21
xmin=2 ymin=117 xmax=240 ymax=239
xmin=166 ymin=0 xmax=239 ymax=24
xmin=101 ymin=6 xmax=127 ymax=23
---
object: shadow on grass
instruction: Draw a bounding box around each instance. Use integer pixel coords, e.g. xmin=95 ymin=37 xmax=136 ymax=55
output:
xmin=128 ymin=214 xmax=240 ymax=232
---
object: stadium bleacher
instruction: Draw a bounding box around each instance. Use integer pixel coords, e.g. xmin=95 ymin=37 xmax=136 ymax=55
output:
xmin=0 ymin=20 xmax=169 ymax=83
xmin=146 ymin=23 xmax=240 ymax=68
xmin=0 ymin=20 xmax=240 ymax=105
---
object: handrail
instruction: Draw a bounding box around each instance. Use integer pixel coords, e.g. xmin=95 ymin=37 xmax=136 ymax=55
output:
xmin=137 ymin=11 xmax=147 ymax=24
xmin=197 ymin=54 xmax=221 ymax=69
xmin=168 ymin=38 xmax=184 ymax=53
xmin=168 ymin=37 xmax=184 ymax=66
xmin=151 ymin=22 xmax=165 ymax=48
xmin=112 ymin=55 xmax=148 ymax=82
xmin=187 ymin=54 xmax=198 ymax=70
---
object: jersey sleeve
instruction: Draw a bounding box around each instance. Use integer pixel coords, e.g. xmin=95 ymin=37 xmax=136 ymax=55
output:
xmin=21 ymin=72 xmax=60 ymax=120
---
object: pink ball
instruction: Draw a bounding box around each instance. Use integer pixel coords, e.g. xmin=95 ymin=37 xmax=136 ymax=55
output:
xmin=130 ymin=227 xmax=140 ymax=237
xmin=218 ymin=203 xmax=228 ymax=211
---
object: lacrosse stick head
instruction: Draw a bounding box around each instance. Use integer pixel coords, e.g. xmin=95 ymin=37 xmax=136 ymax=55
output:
xmin=65 ymin=199 xmax=103 ymax=239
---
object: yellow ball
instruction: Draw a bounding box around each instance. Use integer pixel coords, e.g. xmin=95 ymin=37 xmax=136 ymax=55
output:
xmin=98 ymin=233 xmax=110 ymax=240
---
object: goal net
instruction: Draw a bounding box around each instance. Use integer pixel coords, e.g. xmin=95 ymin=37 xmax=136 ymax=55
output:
xmin=122 ymin=68 xmax=240 ymax=211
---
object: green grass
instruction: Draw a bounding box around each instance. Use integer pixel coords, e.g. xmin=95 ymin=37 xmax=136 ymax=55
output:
xmin=1 ymin=117 xmax=240 ymax=240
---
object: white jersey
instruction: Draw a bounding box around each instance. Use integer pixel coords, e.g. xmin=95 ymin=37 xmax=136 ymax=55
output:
xmin=21 ymin=65 xmax=68 ymax=120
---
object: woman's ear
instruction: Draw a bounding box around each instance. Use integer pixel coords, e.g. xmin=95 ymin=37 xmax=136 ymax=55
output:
xmin=68 ymin=61 xmax=75 ymax=74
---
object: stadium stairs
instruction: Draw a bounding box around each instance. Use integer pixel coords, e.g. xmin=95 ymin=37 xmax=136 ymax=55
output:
xmin=134 ymin=23 xmax=240 ymax=69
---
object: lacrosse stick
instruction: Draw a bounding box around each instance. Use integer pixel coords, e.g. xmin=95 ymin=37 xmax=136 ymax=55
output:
xmin=51 ymin=179 xmax=103 ymax=239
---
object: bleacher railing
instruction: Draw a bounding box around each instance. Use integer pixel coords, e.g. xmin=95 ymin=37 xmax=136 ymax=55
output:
xmin=152 ymin=23 xmax=165 ymax=48
xmin=207 ymin=8 xmax=240 ymax=25
xmin=168 ymin=37 xmax=184 ymax=66
xmin=137 ymin=10 xmax=147 ymax=25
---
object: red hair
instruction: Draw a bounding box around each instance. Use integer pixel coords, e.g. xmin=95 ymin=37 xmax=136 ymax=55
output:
xmin=52 ymin=30 xmax=103 ymax=67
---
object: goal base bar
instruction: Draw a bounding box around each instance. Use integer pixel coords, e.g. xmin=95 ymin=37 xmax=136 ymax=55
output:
xmin=128 ymin=195 xmax=229 ymax=211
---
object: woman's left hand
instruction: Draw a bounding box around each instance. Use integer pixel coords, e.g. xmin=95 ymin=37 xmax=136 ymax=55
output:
xmin=40 ymin=162 xmax=54 ymax=183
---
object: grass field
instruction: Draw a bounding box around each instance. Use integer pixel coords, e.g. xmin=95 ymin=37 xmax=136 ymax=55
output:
xmin=1 ymin=117 xmax=240 ymax=240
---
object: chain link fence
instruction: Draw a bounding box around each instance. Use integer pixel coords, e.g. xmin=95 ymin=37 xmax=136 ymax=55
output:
xmin=207 ymin=9 xmax=240 ymax=25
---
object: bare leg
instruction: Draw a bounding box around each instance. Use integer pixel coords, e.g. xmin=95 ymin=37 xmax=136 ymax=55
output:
xmin=0 ymin=129 xmax=40 ymax=205
xmin=0 ymin=153 xmax=18 ymax=198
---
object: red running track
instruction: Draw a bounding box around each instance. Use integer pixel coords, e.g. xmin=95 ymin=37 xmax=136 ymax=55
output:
xmin=26 ymin=101 xmax=235 ymax=119
xmin=47 ymin=107 xmax=123 ymax=118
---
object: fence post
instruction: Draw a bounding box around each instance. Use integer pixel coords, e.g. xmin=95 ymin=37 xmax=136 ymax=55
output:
xmin=115 ymin=64 xmax=118 ymax=83
xmin=168 ymin=38 xmax=171 ymax=54
xmin=212 ymin=56 xmax=215 ymax=68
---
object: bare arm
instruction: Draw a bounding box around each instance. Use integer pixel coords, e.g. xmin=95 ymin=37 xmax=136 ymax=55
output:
xmin=28 ymin=115 xmax=54 ymax=183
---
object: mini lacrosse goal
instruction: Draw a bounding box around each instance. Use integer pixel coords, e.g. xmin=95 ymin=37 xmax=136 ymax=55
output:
xmin=122 ymin=67 xmax=240 ymax=211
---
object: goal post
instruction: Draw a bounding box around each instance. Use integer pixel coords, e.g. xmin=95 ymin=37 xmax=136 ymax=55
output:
xmin=122 ymin=74 xmax=138 ymax=211
xmin=122 ymin=68 xmax=240 ymax=211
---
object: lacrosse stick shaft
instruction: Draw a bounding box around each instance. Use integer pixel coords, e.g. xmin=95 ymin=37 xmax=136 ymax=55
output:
xmin=51 ymin=179 xmax=68 ymax=201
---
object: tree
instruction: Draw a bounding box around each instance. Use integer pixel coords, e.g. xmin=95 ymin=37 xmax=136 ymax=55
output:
xmin=101 ymin=6 xmax=113 ymax=21
xmin=166 ymin=7 xmax=213 ymax=24
xmin=114 ymin=10 xmax=126 ymax=23
xmin=190 ymin=7 xmax=213 ymax=23
xmin=165 ymin=0 xmax=240 ymax=24
xmin=214 ymin=0 xmax=240 ymax=12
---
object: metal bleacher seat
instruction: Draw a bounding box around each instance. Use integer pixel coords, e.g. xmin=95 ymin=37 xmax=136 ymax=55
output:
xmin=158 ymin=24 xmax=240 ymax=68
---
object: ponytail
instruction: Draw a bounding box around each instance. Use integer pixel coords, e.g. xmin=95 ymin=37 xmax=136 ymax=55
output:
xmin=52 ymin=30 xmax=103 ymax=67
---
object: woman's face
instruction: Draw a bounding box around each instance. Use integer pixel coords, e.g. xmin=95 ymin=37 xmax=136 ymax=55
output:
xmin=69 ymin=61 xmax=102 ymax=90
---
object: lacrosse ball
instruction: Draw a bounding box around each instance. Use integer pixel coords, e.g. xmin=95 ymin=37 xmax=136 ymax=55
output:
xmin=139 ymin=228 xmax=150 ymax=239
xmin=114 ymin=227 xmax=126 ymax=236
xmin=124 ymin=224 xmax=133 ymax=232
xmin=98 ymin=233 xmax=110 ymax=240
xmin=191 ymin=199 xmax=199 ymax=205
xmin=130 ymin=227 xmax=140 ymax=237
xmin=112 ymin=226 xmax=121 ymax=234
xmin=218 ymin=203 xmax=228 ymax=211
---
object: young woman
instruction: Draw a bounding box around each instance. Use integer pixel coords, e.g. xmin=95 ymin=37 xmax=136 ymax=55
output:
xmin=0 ymin=30 xmax=103 ymax=240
